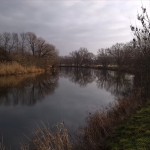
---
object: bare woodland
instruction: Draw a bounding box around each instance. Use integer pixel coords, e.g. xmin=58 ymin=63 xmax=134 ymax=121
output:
xmin=0 ymin=32 xmax=59 ymax=70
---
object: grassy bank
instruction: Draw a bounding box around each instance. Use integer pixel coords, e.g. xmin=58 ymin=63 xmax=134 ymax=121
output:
xmin=107 ymin=102 xmax=150 ymax=150
xmin=76 ymin=95 xmax=146 ymax=150
xmin=0 ymin=62 xmax=45 ymax=76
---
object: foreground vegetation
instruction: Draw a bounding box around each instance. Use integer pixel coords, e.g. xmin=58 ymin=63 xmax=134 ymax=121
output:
xmin=108 ymin=103 xmax=150 ymax=150
xmin=21 ymin=124 xmax=72 ymax=150
xmin=0 ymin=95 xmax=147 ymax=150
xmin=76 ymin=95 xmax=146 ymax=150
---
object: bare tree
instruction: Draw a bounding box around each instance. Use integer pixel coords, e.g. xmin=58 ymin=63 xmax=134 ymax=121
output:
xmin=0 ymin=31 xmax=59 ymax=68
xmin=108 ymin=43 xmax=125 ymax=68
xmin=122 ymin=42 xmax=135 ymax=68
xmin=60 ymin=56 xmax=73 ymax=66
xmin=0 ymin=34 xmax=3 ymax=48
xmin=70 ymin=50 xmax=81 ymax=66
xmin=36 ymin=37 xmax=56 ymax=57
xmin=97 ymin=48 xmax=110 ymax=68
xmin=2 ymin=32 xmax=11 ymax=52
xmin=85 ymin=52 xmax=95 ymax=66
xmin=36 ymin=37 xmax=46 ymax=57
xmin=20 ymin=33 xmax=27 ymax=54
xmin=130 ymin=6 xmax=150 ymax=71
xmin=70 ymin=48 xmax=93 ymax=67
xmin=12 ymin=33 xmax=19 ymax=52
xmin=26 ymin=32 xmax=37 ymax=56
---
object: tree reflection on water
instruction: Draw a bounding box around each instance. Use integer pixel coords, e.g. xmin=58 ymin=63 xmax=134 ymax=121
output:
xmin=0 ymin=68 xmax=134 ymax=106
xmin=60 ymin=67 xmax=95 ymax=87
xmin=60 ymin=68 xmax=133 ymax=99
xmin=0 ymin=72 xmax=59 ymax=106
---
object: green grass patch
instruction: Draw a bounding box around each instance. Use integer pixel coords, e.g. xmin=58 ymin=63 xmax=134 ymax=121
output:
xmin=107 ymin=103 xmax=150 ymax=150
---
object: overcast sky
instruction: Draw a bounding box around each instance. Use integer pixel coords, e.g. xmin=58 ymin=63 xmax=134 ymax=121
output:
xmin=0 ymin=0 xmax=150 ymax=55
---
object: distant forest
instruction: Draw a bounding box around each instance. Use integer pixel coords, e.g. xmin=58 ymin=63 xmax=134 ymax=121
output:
xmin=0 ymin=32 xmax=59 ymax=69
xmin=0 ymin=7 xmax=150 ymax=74
xmin=60 ymin=7 xmax=150 ymax=73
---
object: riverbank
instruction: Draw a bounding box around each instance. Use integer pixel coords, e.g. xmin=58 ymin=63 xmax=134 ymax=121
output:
xmin=18 ymin=97 xmax=149 ymax=150
xmin=107 ymin=102 xmax=150 ymax=150
xmin=59 ymin=65 xmax=135 ymax=74
xmin=0 ymin=62 xmax=45 ymax=76
xmin=76 ymin=95 xmax=145 ymax=150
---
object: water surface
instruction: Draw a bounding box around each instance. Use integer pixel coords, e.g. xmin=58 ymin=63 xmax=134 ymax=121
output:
xmin=0 ymin=68 xmax=133 ymax=148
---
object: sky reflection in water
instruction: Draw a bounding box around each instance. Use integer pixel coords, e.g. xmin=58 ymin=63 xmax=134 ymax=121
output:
xmin=0 ymin=68 xmax=133 ymax=148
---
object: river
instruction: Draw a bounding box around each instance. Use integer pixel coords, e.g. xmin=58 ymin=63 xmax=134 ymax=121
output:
xmin=0 ymin=68 xmax=133 ymax=149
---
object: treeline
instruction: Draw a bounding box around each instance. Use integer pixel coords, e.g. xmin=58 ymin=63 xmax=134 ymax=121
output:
xmin=0 ymin=32 xmax=59 ymax=69
xmin=60 ymin=7 xmax=150 ymax=73
xmin=60 ymin=42 xmax=134 ymax=70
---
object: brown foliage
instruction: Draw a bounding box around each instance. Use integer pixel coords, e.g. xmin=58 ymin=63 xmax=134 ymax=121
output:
xmin=22 ymin=124 xmax=72 ymax=150
xmin=77 ymin=95 xmax=143 ymax=150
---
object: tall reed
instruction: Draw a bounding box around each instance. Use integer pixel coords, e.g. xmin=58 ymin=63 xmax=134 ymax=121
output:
xmin=77 ymin=94 xmax=144 ymax=150
xmin=0 ymin=62 xmax=44 ymax=76
xmin=21 ymin=123 xmax=72 ymax=150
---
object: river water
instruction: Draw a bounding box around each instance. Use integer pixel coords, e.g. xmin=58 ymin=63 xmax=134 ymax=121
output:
xmin=0 ymin=68 xmax=133 ymax=149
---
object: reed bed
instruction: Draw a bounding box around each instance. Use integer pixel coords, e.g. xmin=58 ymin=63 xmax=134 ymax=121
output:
xmin=0 ymin=138 xmax=5 ymax=150
xmin=77 ymin=95 xmax=144 ymax=150
xmin=21 ymin=123 xmax=72 ymax=150
xmin=0 ymin=62 xmax=44 ymax=76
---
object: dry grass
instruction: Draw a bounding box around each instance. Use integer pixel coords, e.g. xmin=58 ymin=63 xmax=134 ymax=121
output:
xmin=0 ymin=138 xmax=5 ymax=150
xmin=0 ymin=124 xmax=72 ymax=150
xmin=21 ymin=123 xmax=72 ymax=150
xmin=77 ymin=95 xmax=144 ymax=150
xmin=0 ymin=62 xmax=45 ymax=76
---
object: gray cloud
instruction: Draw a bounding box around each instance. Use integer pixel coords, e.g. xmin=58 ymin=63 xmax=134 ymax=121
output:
xmin=0 ymin=0 xmax=149 ymax=55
